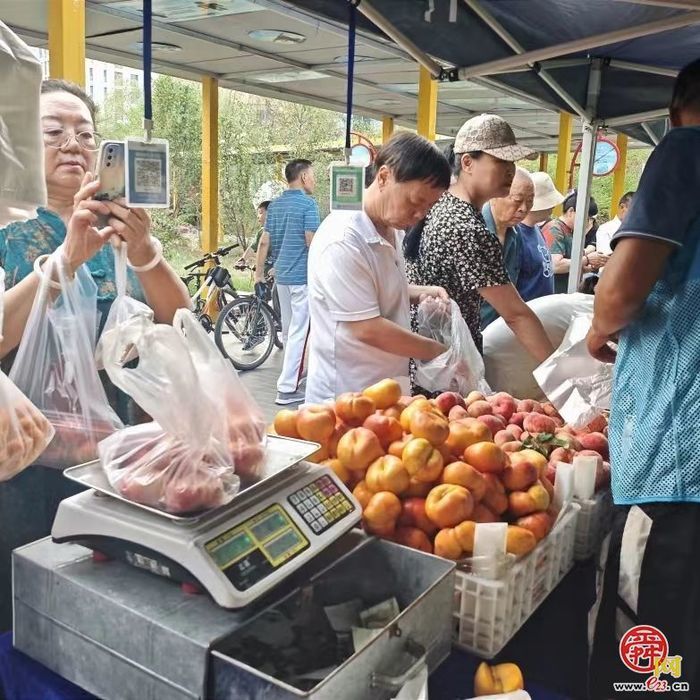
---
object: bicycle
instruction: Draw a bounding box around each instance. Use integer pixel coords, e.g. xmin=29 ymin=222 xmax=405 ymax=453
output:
xmin=180 ymin=243 xmax=239 ymax=332
xmin=214 ymin=267 xmax=283 ymax=371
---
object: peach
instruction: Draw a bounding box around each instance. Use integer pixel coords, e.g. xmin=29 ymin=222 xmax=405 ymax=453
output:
xmin=383 ymin=405 xmax=403 ymax=421
xmin=579 ymin=432 xmax=609 ymax=461
xmin=474 ymin=662 xmax=524 ymax=696
xmin=334 ymin=392 xmax=376 ymax=426
xmin=394 ymin=526 xmax=432 ymax=554
xmin=501 ymin=461 xmax=539 ymax=492
xmin=583 ymin=414 xmax=608 ymax=434
xmin=425 ymin=484 xmax=474 ymax=528
xmin=517 ymin=399 xmax=542 ymax=414
xmin=509 ymin=448 xmax=548 ymax=478
xmin=541 ymin=402 xmax=560 ymax=417
xmin=516 ymin=511 xmax=552 ymax=541
xmin=509 ymin=412 xmax=526 ymax=428
xmin=502 ymin=440 xmax=524 ymax=453
xmin=399 ymin=397 xmax=431 ymax=432
xmin=476 ymin=414 xmax=507 ymax=436
xmin=549 ymin=446 xmax=575 ymax=464
xmin=352 ymin=480 xmax=375 ymax=509
xmin=388 ymin=434 xmax=412 ymax=459
xmin=494 ymin=429 xmax=519 ymax=447
xmin=434 ymin=391 xmax=466 ymax=414
xmin=488 ymin=392 xmax=517 ymax=421
xmin=441 ymin=461 xmax=487 ymax=501
xmin=467 ymin=400 xmax=493 ymax=418
xmin=463 ymin=442 xmax=506 ymax=474
xmin=541 ymin=475 xmax=555 ymax=501
xmin=296 ymin=405 xmax=336 ymax=442
xmin=445 ymin=418 xmax=492 ymax=456
xmin=555 ymin=431 xmax=583 ymax=451
xmin=308 ymin=443 xmax=330 ymax=463
xmin=472 ymin=503 xmax=499 ymax=523
xmin=482 ymin=473 xmax=508 ymax=514
xmin=328 ymin=422 xmax=351 ymax=458
xmin=337 ymin=427 xmax=384 ymax=472
xmin=363 ymin=414 xmax=403 ymax=449
xmin=365 ymin=455 xmax=410 ymax=495
xmin=448 ymin=405 xmax=470 ymax=422
xmin=506 ymin=526 xmax=537 ymax=557
xmin=507 ymin=424 xmax=523 ymax=441
xmin=398 ymin=497 xmax=438 ymax=536
xmin=465 ymin=391 xmax=486 ymax=406
xmin=362 ymin=379 xmax=402 ymax=410
xmin=273 ymin=409 xmax=300 ymax=438
xmin=363 ymin=491 xmax=402 ymax=534
xmin=454 ymin=520 xmax=476 ymax=554
xmin=322 ymin=458 xmax=351 ymax=485
xmin=523 ymin=413 xmax=557 ymax=435
xmin=404 ymin=477 xmax=433 ymax=498
xmin=402 ymin=438 xmax=444 ymax=483
xmin=545 ymin=463 xmax=557 ymax=484
xmin=434 ymin=528 xmax=463 ymax=560
xmin=410 ymin=410 xmax=449 ymax=446
xmin=508 ymin=482 xmax=550 ymax=517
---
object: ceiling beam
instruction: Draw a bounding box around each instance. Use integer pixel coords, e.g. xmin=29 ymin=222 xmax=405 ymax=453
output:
xmin=642 ymin=122 xmax=662 ymax=144
xmin=608 ymin=59 xmax=678 ymax=77
xmin=605 ymin=108 xmax=669 ymax=126
xmin=614 ymin=0 xmax=700 ymax=9
xmin=463 ymin=0 xmax=588 ymax=118
xmin=457 ymin=10 xmax=700 ymax=79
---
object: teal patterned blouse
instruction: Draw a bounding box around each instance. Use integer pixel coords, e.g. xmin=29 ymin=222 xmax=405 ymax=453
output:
xmin=0 ymin=207 xmax=147 ymax=424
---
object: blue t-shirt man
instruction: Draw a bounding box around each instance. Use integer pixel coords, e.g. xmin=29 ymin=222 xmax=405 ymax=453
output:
xmin=266 ymin=189 xmax=320 ymax=285
xmin=606 ymin=126 xmax=700 ymax=504
xmin=515 ymin=221 xmax=554 ymax=302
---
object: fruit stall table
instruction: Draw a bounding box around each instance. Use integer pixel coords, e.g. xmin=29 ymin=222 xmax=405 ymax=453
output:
xmin=0 ymin=562 xmax=594 ymax=700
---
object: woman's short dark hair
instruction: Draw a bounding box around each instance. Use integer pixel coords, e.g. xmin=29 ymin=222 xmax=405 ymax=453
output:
xmin=374 ymin=133 xmax=451 ymax=190
xmin=41 ymin=79 xmax=97 ymax=124
xmin=671 ymin=58 xmax=700 ymax=116
xmin=563 ymin=190 xmax=598 ymax=217
xmin=449 ymin=147 xmax=484 ymax=177
xmin=258 ymin=200 xmax=271 ymax=210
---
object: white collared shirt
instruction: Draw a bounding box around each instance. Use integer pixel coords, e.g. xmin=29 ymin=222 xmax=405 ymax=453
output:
xmin=596 ymin=216 xmax=621 ymax=255
xmin=305 ymin=210 xmax=411 ymax=404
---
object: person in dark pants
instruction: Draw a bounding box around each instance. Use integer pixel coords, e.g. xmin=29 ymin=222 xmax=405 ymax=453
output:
xmin=587 ymin=58 xmax=700 ymax=699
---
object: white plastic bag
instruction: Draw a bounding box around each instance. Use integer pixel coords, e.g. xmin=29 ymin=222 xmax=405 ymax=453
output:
xmin=533 ymin=313 xmax=612 ymax=429
xmin=10 ymin=249 xmax=123 ymax=468
xmin=0 ymin=22 xmax=46 ymax=219
xmin=483 ymin=293 xmax=594 ymax=400
xmin=414 ymin=298 xmax=489 ymax=395
xmin=97 ymin=308 xmax=266 ymax=514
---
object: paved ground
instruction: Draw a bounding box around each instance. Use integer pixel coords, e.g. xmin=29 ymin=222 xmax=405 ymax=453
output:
xmin=238 ymin=347 xmax=303 ymax=424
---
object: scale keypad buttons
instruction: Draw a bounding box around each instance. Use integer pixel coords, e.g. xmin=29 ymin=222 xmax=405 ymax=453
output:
xmin=288 ymin=475 xmax=354 ymax=535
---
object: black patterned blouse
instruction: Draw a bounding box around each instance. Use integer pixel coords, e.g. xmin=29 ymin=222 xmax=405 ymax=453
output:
xmin=406 ymin=191 xmax=510 ymax=353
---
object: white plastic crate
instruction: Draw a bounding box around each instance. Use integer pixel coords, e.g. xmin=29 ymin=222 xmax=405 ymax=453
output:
xmin=452 ymin=502 xmax=579 ymax=659
xmin=574 ymin=489 xmax=614 ymax=561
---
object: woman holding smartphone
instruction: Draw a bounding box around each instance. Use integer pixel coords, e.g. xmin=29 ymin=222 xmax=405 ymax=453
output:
xmin=0 ymin=79 xmax=190 ymax=630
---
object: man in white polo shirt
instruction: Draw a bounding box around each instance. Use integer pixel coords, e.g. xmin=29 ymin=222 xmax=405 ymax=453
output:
xmin=305 ymin=133 xmax=452 ymax=404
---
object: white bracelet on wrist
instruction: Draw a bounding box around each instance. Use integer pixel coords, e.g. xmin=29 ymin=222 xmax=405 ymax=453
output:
xmin=127 ymin=238 xmax=163 ymax=273
xmin=33 ymin=246 xmax=69 ymax=290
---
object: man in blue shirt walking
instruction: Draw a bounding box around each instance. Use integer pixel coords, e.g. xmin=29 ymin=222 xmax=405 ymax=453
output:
xmin=255 ymin=159 xmax=320 ymax=404
xmin=587 ymin=59 xmax=700 ymax=698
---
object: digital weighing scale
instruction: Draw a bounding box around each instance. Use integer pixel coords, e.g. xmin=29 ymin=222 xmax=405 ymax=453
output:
xmin=51 ymin=435 xmax=362 ymax=608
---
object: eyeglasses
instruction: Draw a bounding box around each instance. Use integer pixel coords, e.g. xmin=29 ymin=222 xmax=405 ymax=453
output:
xmin=42 ymin=128 xmax=102 ymax=152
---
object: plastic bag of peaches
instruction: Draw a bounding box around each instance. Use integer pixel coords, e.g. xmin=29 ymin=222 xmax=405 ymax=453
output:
xmin=414 ymin=298 xmax=490 ymax=396
xmin=97 ymin=309 xmax=266 ymax=514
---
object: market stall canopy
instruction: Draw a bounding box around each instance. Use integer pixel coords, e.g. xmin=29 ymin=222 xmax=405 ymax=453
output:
xmin=284 ymin=0 xmax=700 ymax=145
xmin=1 ymin=0 xmax=666 ymax=152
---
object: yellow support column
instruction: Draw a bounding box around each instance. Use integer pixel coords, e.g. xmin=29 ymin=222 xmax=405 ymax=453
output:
xmin=539 ymin=153 xmax=549 ymax=171
xmin=553 ymin=111 xmax=573 ymax=215
xmin=609 ymin=133 xmax=629 ymax=217
xmin=382 ymin=116 xmax=395 ymax=143
xmin=416 ymin=66 xmax=438 ymax=141
xmin=48 ymin=0 xmax=86 ymax=85
xmin=201 ymin=77 xmax=219 ymax=254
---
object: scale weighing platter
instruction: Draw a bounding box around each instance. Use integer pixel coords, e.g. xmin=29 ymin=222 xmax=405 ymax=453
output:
xmin=62 ymin=435 xmax=321 ymax=524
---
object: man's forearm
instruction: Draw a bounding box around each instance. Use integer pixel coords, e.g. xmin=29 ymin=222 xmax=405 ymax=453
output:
xmin=506 ymin=308 xmax=555 ymax=363
xmin=254 ymin=238 xmax=269 ymax=279
xmin=552 ymin=256 xmax=571 ymax=275
xmin=345 ymin=317 xmax=445 ymax=361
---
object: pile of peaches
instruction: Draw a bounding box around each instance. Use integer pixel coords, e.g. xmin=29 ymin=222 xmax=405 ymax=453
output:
xmin=271 ymin=379 xmax=610 ymax=562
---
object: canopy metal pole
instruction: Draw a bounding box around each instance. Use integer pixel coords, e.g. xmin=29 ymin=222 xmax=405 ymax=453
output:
xmin=642 ymin=122 xmax=661 ymax=145
xmin=605 ymin=108 xmax=669 ymax=126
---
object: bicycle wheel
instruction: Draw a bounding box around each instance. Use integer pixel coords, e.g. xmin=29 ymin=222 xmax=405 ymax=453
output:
xmin=271 ymin=284 xmax=283 ymax=349
xmin=215 ymin=297 xmax=275 ymax=371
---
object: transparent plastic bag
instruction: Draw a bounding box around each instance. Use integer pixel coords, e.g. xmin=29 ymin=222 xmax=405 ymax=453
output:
xmin=9 ymin=249 xmax=123 ymax=468
xmin=533 ymin=313 xmax=613 ymax=429
xmin=414 ymin=298 xmax=490 ymax=395
xmin=97 ymin=308 xmax=266 ymax=514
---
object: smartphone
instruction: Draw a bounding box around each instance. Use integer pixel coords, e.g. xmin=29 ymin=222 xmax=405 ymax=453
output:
xmin=94 ymin=140 xmax=125 ymax=227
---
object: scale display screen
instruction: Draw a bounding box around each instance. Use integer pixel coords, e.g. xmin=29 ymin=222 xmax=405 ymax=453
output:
xmin=205 ymin=504 xmax=309 ymax=591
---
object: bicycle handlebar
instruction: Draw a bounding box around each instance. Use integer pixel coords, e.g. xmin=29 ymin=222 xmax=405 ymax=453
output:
xmin=183 ymin=243 xmax=240 ymax=271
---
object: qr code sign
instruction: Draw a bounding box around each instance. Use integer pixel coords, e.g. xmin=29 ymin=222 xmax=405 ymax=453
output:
xmin=338 ymin=176 xmax=356 ymax=196
xmin=134 ymin=157 xmax=162 ymax=193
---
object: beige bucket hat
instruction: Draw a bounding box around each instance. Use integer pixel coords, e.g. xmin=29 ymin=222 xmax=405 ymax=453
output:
xmin=454 ymin=113 xmax=535 ymax=161
xmin=530 ymin=171 xmax=565 ymax=210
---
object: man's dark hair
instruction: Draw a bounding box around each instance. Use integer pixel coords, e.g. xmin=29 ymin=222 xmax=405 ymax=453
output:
xmin=670 ymin=58 xmax=700 ymax=116
xmin=285 ymin=159 xmax=313 ymax=183
xmin=41 ymin=79 xmax=97 ymax=124
xmin=374 ymin=132 xmax=451 ymax=190
xmin=563 ymin=189 xmax=598 ymax=218
xmin=619 ymin=191 xmax=635 ymax=207
xmin=258 ymin=200 xmax=271 ymax=210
